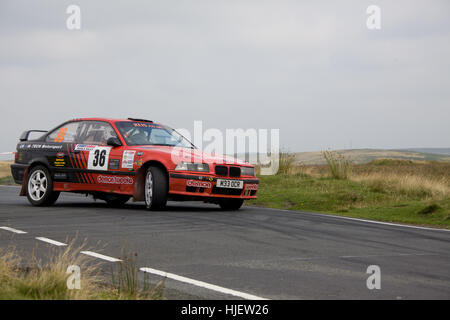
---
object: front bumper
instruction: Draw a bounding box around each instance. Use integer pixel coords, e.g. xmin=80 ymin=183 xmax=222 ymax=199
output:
xmin=169 ymin=172 xmax=259 ymax=199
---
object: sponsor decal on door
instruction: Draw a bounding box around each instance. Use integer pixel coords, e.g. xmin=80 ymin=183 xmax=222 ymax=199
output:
xmin=122 ymin=150 xmax=136 ymax=169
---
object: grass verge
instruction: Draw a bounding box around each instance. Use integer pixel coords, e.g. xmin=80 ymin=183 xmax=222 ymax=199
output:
xmin=253 ymin=159 xmax=450 ymax=228
xmin=0 ymin=241 xmax=164 ymax=300
xmin=0 ymin=176 xmax=17 ymax=185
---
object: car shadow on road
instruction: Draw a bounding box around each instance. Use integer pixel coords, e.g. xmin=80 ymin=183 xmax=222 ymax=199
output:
xmin=45 ymin=201 xmax=225 ymax=213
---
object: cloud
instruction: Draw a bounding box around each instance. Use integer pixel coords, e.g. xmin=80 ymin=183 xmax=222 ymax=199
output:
xmin=0 ymin=30 xmax=99 ymax=65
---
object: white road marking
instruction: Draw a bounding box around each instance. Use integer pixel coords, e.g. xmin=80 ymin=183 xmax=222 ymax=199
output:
xmin=338 ymin=253 xmax=438 ymax=259
xmin=257 ymin=207 xmax=450 ymax=232
xmin=324 ymin=214 xmax=450 ymax=232
xmin=140 ymin=267 xmax=268 ymax=300
xmin=35 ymin=237 xmax=67 ymax=246
xmin=0 ymin=226 xmax=27 ymax=234
xmin=80 ymin=251 xmax=122 ymax=262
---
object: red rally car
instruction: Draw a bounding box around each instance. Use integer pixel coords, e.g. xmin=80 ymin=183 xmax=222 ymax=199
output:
xmin=10 ymin=118 xmax=259 ymax=210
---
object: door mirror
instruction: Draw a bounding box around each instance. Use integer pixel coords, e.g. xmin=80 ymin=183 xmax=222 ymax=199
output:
xmin=107 ymin=137 xmax=122 ymax=147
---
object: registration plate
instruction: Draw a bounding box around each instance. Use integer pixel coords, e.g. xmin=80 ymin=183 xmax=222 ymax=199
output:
xmin=216 ymin=179 xmax=243 ymax=189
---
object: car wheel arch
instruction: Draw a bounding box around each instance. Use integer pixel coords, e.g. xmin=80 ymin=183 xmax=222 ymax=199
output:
xmin=133 ymin=160 xmax=169 ymax=201
xmin=24 ymin=164 xmax=60 ymax=206
xmin=19 ymin=160 xmax=51 ymax=196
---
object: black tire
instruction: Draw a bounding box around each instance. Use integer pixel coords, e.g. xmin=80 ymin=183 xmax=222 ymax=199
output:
xmin=104 ymin=194 xmax=131 ymax=207
xmin=218 ymin=198 xmax=244 ymax=211
xmin=26 ymin=165 xmax=60 ymax=206
xmin=144 ymin=166 xmax=168 ymax=210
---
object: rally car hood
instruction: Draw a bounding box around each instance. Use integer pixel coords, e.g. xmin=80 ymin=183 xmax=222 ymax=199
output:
xmin=133 ymin=145 xmax=249 ymax=166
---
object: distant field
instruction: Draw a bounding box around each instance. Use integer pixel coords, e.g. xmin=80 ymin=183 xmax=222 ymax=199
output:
xmin=0 ymin=161 xmax=12 ymax=178
xmin=401 ymin=148 xmax=450 ymax=156
xmin=293 ymin=149 xmax=450 ymax=165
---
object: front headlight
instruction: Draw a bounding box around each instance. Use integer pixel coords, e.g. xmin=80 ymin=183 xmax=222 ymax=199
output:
xmin=241 ymin=166 xmax=255 ymax=176
xmin=175 ymin=162 xmax=209 ymax=172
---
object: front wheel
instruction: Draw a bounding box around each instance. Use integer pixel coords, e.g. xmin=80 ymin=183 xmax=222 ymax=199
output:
xmin=144 ymin=166 xmax=168 ymax=211
xmin=26 ymin=165 xmax=60 ymax=206
xmin=218 ymin=198 xmax=244 ymax=211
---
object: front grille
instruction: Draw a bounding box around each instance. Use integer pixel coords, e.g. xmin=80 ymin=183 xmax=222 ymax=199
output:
xmin=212 ymin=186 xmax=243 ymax=196
xmin=229 ymin=166 xmax=241 ymax=177
xmin=215 ymin=165 xmax=228 ymax=176
xmin=243 ymin=190 xmax=257 ymax=196
xmin=186 ymin=186 xmax=205 ymax=193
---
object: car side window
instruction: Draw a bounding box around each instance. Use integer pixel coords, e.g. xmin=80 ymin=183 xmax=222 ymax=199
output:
xmin=150 ymin=129 xmax=176 ymax=145
xmin=46 ymin=122 xmax=80 ymax=143
xmin=76 ymin=121 xmax=118 ymax=145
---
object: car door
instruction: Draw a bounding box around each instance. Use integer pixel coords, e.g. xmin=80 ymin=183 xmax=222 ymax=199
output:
xmin=74 ymin=121 xmax=127 ymax=189
xmin=44 ymin=121 xmax=84 ymax=184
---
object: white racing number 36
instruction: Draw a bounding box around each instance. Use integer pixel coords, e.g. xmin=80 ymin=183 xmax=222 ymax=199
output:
xmin=87 ymin=146 xmax=111 ymax=171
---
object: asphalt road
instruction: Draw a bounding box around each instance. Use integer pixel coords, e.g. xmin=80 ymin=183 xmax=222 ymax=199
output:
xmin=0 ymin=185 xmax=449 ymax=299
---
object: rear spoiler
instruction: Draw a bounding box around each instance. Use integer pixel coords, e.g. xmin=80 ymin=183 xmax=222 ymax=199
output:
xmin=19 ymin=130 xmax=48 ymax=141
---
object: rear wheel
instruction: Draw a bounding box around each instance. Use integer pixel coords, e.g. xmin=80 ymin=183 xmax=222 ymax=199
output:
xmin=144 ymin=166 xmax=168 ymax=210
xmin=218 ymin=198 xmax=244 ymax=211
xmin=26 ymin=165 xmax=60 ymax=206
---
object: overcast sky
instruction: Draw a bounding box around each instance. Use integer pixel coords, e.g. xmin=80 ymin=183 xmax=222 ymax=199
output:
xmin=0 ymin=0 xmax=449 ymax=156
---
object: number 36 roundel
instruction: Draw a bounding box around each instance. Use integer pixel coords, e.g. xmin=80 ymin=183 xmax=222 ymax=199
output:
xmin=87 ymin=146 xmax=111 ymax=171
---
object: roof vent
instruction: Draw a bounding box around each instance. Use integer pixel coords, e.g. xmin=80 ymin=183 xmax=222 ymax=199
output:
xmin=127 ymin=118 xmax=153 ymax=123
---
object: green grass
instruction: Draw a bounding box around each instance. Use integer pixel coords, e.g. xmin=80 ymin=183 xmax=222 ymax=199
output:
xmin=0 ymin=176 xmax=17 ymax=185
xmin=252 ymin=173 xmax=450 ymax=228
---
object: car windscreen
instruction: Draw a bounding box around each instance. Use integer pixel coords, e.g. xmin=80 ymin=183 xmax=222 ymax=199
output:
xmin=115 ymin=122 xmax=195 ymax=148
